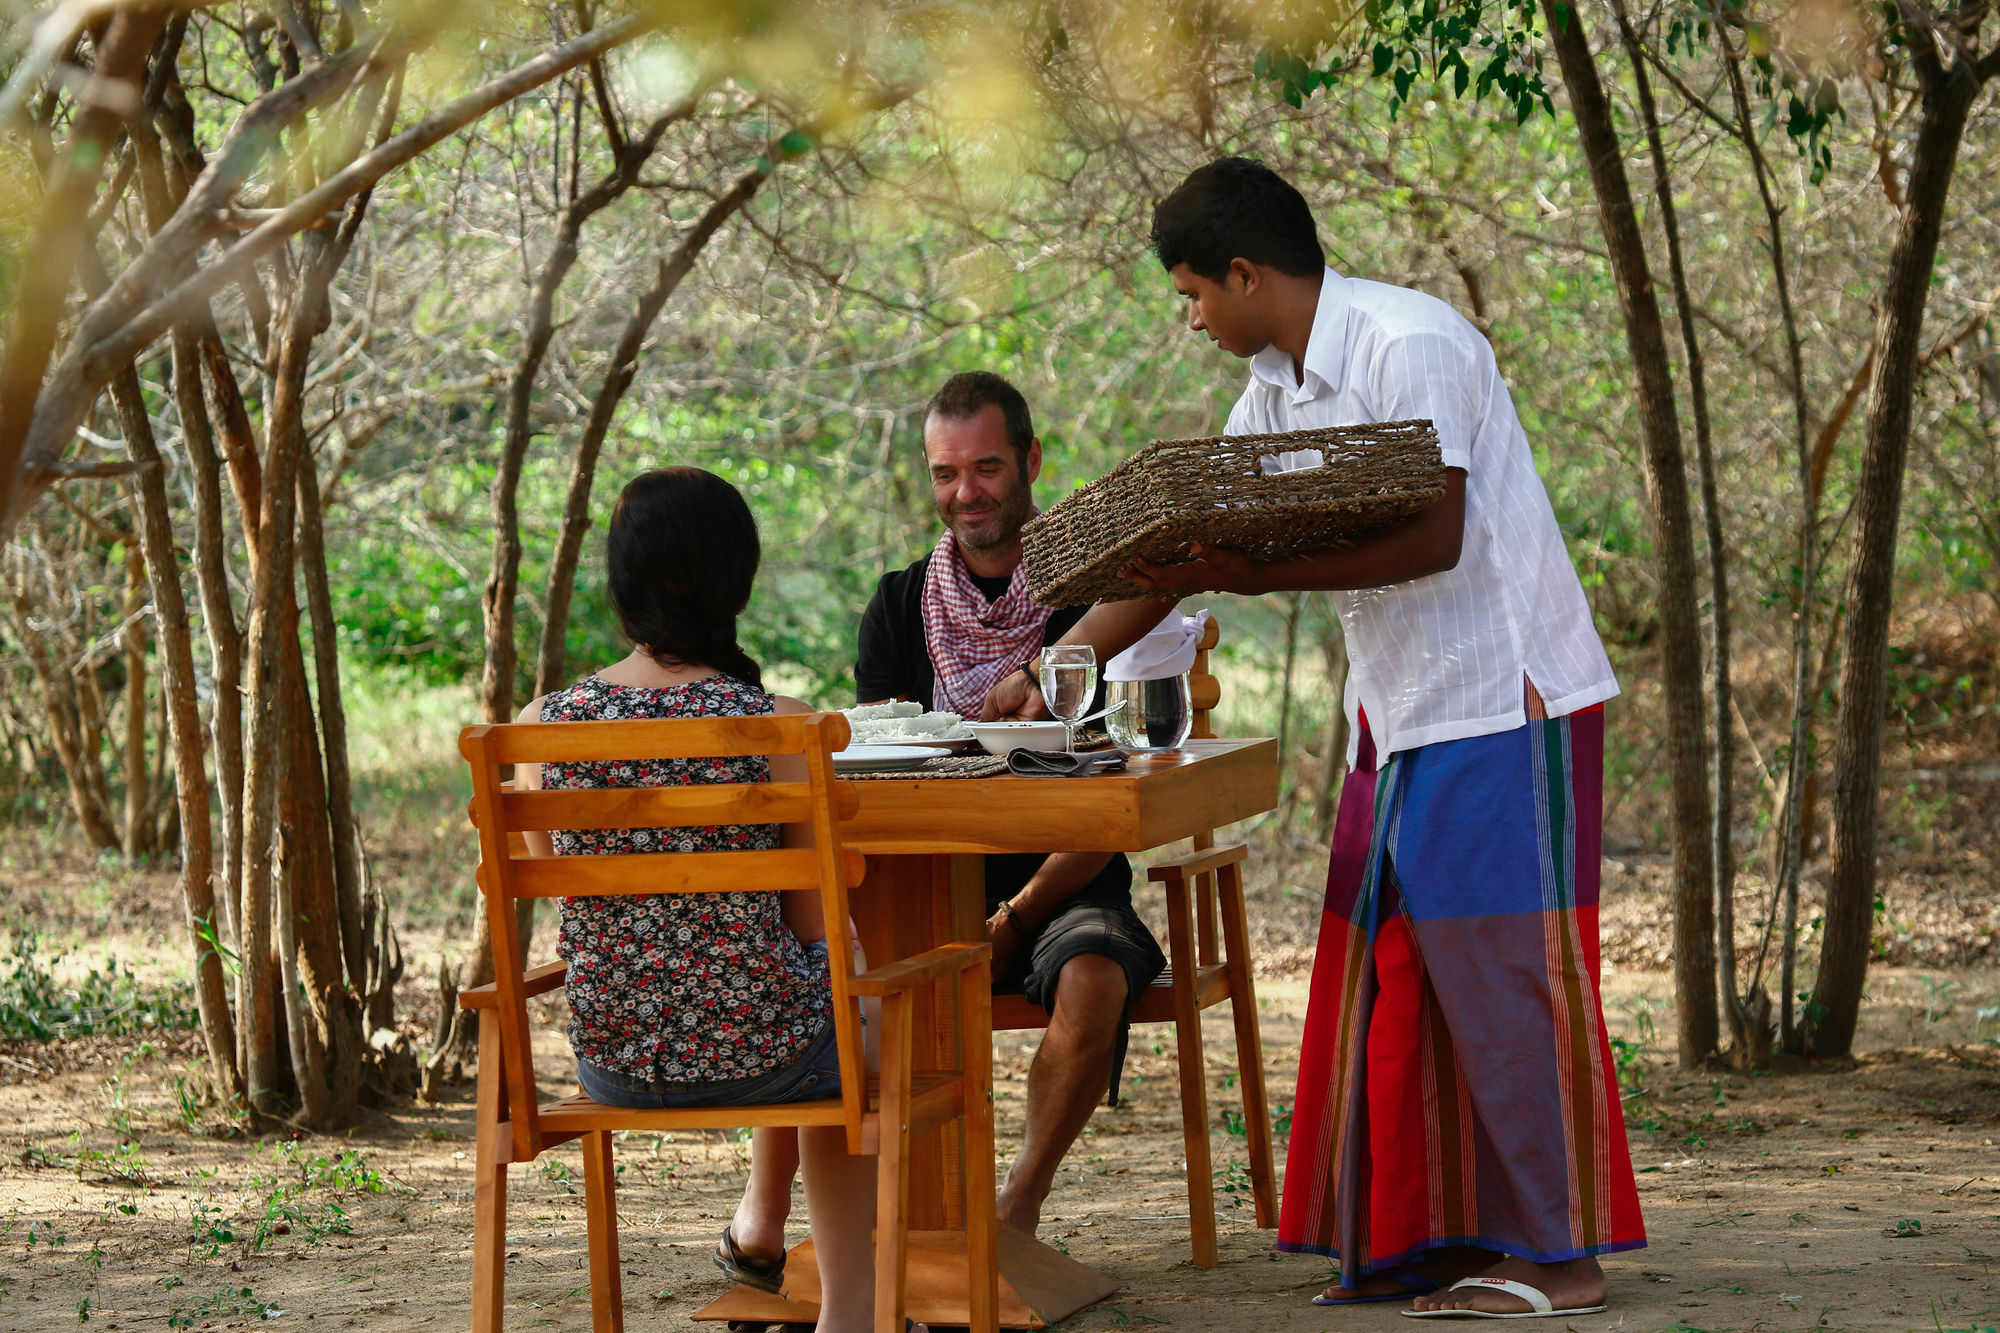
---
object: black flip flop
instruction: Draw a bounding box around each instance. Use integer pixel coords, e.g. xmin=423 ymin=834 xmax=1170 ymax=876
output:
xmin=714 ymin=1225 xmax=786 ymax=1295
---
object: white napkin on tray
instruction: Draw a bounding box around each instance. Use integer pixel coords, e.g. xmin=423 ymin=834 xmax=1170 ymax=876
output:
xmin=1105 ymin=609 xmax=1209 ymax=683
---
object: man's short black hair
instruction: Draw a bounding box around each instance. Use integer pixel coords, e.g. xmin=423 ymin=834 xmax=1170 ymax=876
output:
xmin=1151 ymin=157 xmax=1326 ymax=282
xmin=923 ymin=371 xmax=1035 ymax=465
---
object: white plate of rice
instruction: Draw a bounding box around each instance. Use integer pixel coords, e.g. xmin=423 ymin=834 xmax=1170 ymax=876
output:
xmin=840 ymin=702 xmax=976 ymax=751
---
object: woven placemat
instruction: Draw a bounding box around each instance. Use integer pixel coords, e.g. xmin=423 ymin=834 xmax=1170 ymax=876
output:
xmin=841 ymin=730 xmax=1113 ymax=780
xmin=1021 ymin=419 xmax=1444 ymax=606
xmin=845 ymin=754 xmax=1011 ymax=780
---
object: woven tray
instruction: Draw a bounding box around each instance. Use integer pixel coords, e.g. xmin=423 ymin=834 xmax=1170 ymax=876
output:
xmin=1020 ymin=419 xmax=1444 ymax=606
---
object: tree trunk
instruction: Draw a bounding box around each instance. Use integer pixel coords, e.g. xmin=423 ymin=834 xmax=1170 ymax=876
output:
xmin=276 ymin=588 xmax=363 ymax=1130
xmin=171 ymin=324 xmax=245 ymax=950
xmin=1618 ymin=2 xmax=1748 ymax=1056
xmin=199 ymin=324 xmax=267 ymax=962
xmin=238 ymin=278 xmax=325 ymax=1118
xmin=1274 ymin=591 xmax=1305 ymax=834
xmin=17 ymin=625 xmax=123 ymax=851
xmin=531 ymin=160 xmax=775 ymax=700
xmin=1541 ymin=0 xmax=1717 ymax=1065
xmin=1813 ymin=49 xmax=1986 ymax=1058
xmin=482 ymin=82 xmax=703 ymax=718
xmin=1711 ymin=35 xmax=1820 ymax=1058
xmin=1312 ymin=620 xmax=1351 ymax=842
xmin=533 ymin=439 xmax=598 ymax=699
xmin=296 ymin=451 xmax=369 ymax=990
xmin=120 ymin=543 xmax=151 ymax=859
xmin=104 ymin=365 xmax=242 ymax=1100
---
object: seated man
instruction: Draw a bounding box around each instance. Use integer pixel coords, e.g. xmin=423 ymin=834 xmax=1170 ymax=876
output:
xmin=713 ymin=373 xmax=1175 ymax=1286
xmin=858 ymin=370 xmax=1170 ymax=1235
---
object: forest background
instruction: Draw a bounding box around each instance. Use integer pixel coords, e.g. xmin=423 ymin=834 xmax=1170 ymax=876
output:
xmin=0 ymin=0 xmax=1996 ymax=1223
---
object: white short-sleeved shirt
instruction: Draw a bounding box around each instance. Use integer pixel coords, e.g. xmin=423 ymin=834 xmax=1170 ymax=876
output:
xmin=1224 ymin=268 xmax=1618 ymax=764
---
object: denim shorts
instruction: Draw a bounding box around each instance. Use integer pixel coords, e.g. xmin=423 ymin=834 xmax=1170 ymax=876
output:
xmin=574 ymin=943 xmax=844 ymax=1110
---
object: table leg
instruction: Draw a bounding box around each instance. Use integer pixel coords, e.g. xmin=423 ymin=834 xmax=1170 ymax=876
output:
xmin=847 ymin=852 xmax=986 ymax=1231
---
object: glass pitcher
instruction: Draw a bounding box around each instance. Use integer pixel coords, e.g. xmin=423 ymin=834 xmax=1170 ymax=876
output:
xmin=1104 ymin=673 xmax=1193 ymax=752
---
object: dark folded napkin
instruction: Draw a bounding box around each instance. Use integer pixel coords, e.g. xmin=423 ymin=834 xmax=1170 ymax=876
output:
xmin=1006 ymin=747 xmax=1129 ymax=777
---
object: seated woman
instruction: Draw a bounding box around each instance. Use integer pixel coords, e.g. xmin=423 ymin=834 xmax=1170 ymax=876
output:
xmin=513 ymin=466 xmax=905 ymax=1333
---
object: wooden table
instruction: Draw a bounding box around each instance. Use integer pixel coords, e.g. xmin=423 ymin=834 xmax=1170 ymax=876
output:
xmin=696 ymin=739 xmax=1279 ymax=1329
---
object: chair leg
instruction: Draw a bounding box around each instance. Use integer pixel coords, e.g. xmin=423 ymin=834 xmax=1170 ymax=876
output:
xmin=581 ymin=1130 xmax=624 ymax=1333
xmin=962 ymin=962 xmax=1000 ymax=1333
xmin=1195 ymin=871 xmax=1220 ymax=968
xmin=1163 ymin=877 xmax=1217 ymax=1268
xmin=1219 ymin=863 xmax=1277 ymax=1228
xmin=470 ymin=1022 xmax=509 ymax=1333
xmin=875 ymin=993 xmax=914 ymax=1333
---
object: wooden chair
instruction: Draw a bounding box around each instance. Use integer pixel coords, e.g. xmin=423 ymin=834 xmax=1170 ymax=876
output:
xmin=989 ymin=616 xmax=1276 ymax=1267
xmin=457 ymin=711 xmax=998 ymax=1333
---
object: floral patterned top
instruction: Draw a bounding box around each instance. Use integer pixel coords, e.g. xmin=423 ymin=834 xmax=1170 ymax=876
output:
xmin=538 ymin=674 xmax=832 ymax=1082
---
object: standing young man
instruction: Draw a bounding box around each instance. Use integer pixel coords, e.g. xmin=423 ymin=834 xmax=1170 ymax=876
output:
xmin=1126 ymin=158 xmax=1644 ymax=1319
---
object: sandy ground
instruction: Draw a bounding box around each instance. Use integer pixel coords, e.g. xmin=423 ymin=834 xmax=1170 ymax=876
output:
xmin=1 ymin=967 xmax=1996 ymax=1333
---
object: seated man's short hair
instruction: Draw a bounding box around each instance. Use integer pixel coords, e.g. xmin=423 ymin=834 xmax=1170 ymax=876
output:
xmin=925 ymin=370 xmax=1036 ymax=465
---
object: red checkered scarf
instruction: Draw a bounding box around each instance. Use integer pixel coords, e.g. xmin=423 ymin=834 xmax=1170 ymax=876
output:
xmin=920 ymin=531 xmax=1051 ymax=716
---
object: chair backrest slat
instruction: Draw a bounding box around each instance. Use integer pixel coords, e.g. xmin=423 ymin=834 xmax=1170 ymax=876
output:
xmin=502 ymin=781 xmax=857 ymax=833
xmin=504 ymin=847 xmax=866 ymax=898
xmin=1190 ymin=615 xmax=1222 ymax=740
xmin=796 ymin=714 xmax=871 ymax=1152
xmin=483 ymin=714 xmax=821 ymax=764
xmin=1186 ymin=618 xmax=1225 ymax=964
xmin=459 ymin=712 xmax=863 ymax=1163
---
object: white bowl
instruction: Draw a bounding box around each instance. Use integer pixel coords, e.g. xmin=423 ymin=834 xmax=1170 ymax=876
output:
xmin=966 ymin=720 xmax=1069 ymax=756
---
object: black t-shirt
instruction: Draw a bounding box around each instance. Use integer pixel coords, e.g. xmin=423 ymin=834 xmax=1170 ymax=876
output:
xmin=854 ymin=553 xmax=1129 ymax=909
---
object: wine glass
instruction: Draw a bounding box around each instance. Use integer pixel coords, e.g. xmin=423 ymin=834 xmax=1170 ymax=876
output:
xmin=1038 ymin=645 xmax=1098 ymax=752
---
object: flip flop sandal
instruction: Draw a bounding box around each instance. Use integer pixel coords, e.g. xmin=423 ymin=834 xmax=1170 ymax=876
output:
xmin=713 ymin=1225 xmax=786 ymax=1295
xmin=1313 ymin=1269 xmax=1442 ymax=1306
xmin=1401 ymin=1275 xmax=1610 ymax=1320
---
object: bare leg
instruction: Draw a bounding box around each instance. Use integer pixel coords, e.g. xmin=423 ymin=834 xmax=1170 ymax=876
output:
xmin=799 ymin=1125 xmax=928 ymax=1333
xmin=730 ymin=938 xmax=871 ymax=1265
xmin=996 ymin=953 xmax=1128 ymax=1235
xmin=728 ymin=1127 xmax=800 ymax=1265
xmin=1408 ymin=1255 xmax=1607 ymax=1315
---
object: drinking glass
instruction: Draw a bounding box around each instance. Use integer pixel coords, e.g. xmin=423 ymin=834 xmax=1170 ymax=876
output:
xmin=1038 ymin=645 xmax=1097 ymax=752
xmin=1104 ymin=673 xmax=1193 ymax=752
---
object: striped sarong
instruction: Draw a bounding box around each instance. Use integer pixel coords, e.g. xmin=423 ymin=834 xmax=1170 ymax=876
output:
xmin=1276 ymin=702 xmax=1645 ymax=1280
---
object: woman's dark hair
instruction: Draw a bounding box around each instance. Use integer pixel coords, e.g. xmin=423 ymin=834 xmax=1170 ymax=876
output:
xmin=1150 ymin=157 xmax=1326 ymax=282
xmin=606 ymin=467 xmax=764 ymax=688
xmin=924 ymin=371 xmax=1035 ymax=466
